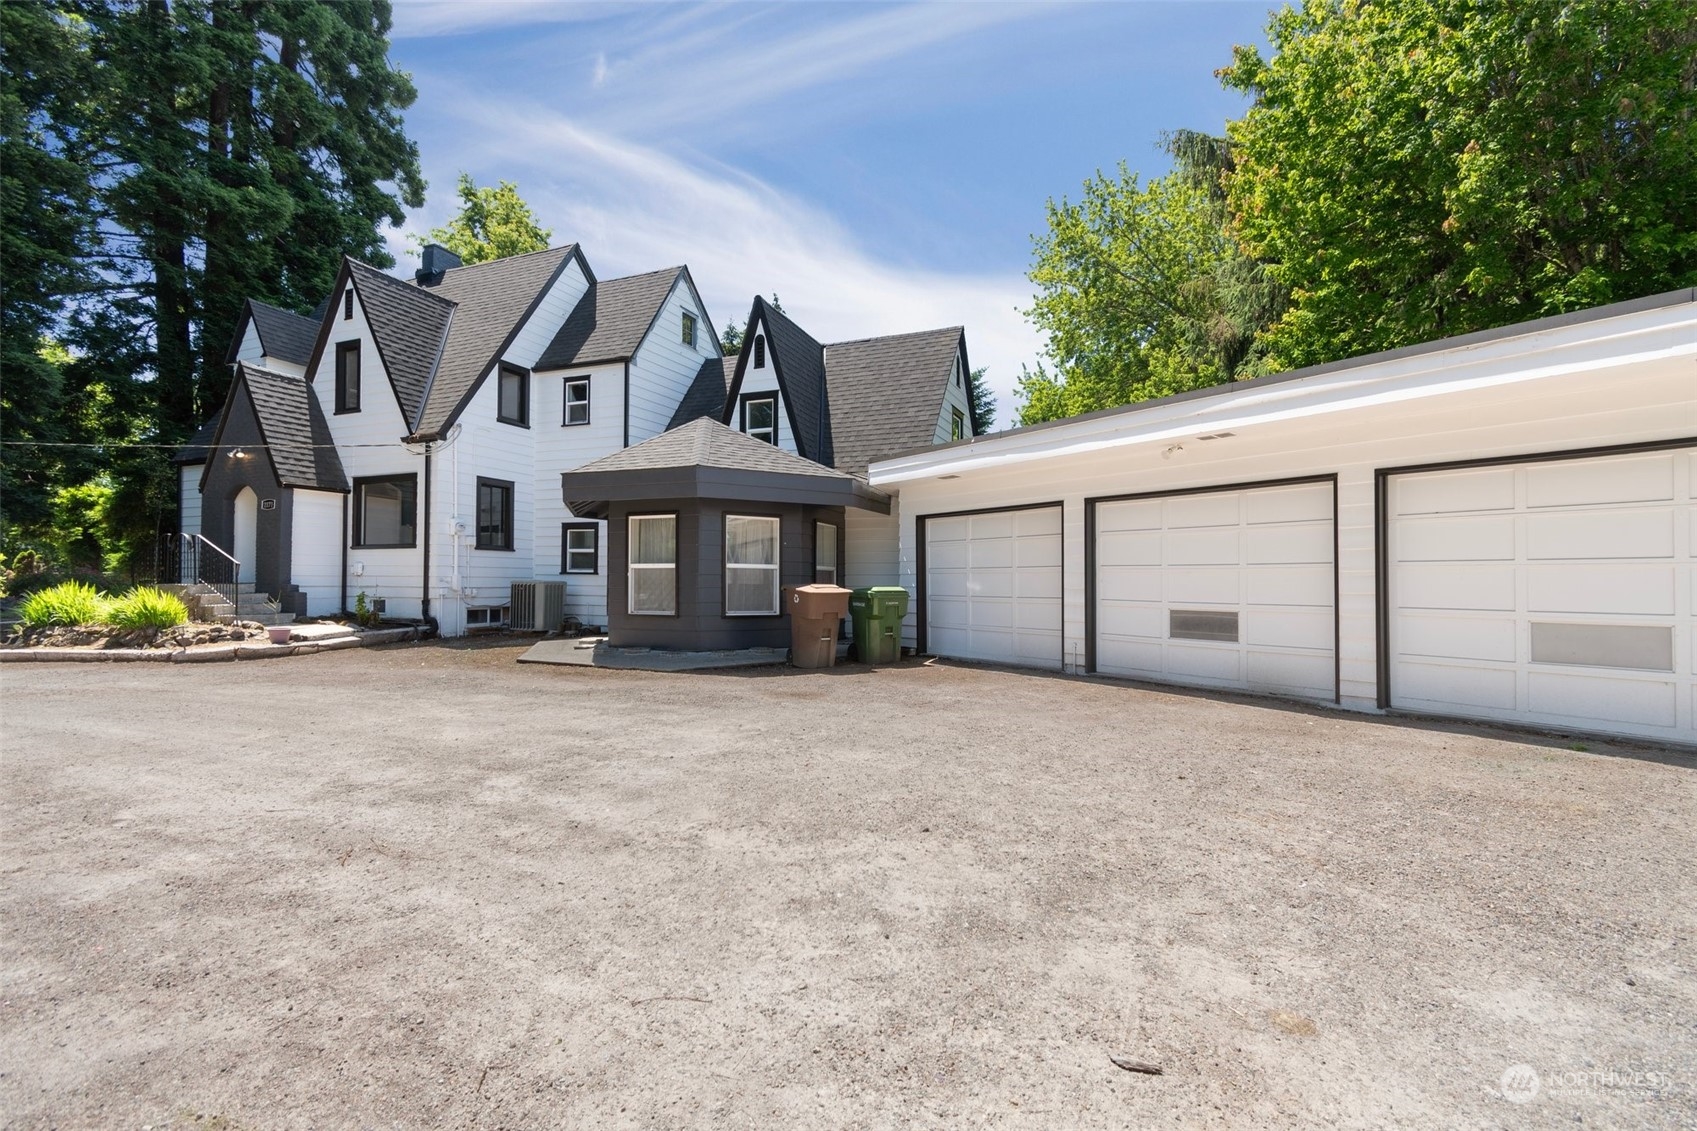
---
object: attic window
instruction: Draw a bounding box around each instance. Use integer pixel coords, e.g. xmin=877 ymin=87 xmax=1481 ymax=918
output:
xmin=951 ymin=408 xmax=966 ymax=441
xmin=681 ymin=311 xmax=697 ymax=348
xmin=335 ymin=341 xmax=360 ymax=414
xmin=497 ymin=364 xmax=529 ymax=427
xmin=753 ymin=334 xmax=766 ymax=369
xmin=343 ymin=288 xmax=354 ymax=320
xmin=742 ymin=395 xmax=776 ymax=445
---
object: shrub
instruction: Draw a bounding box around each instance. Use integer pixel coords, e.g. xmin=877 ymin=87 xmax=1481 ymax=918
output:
xmin=18 ymin=581 xmax=112 ymax=627
xmin=106 ymin=586 xmax=190 ymax=630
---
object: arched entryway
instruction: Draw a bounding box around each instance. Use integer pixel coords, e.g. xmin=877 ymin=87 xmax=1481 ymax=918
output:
xmin=232 ymin=487 xmax=258 ymax=585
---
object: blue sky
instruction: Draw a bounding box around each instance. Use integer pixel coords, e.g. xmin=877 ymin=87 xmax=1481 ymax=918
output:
xmin=384 ymin=1 xmax=1274 ymax=422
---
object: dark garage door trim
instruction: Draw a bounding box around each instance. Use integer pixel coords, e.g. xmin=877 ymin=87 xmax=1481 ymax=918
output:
xmin=916 ymin=501 xmax=1065 ymax=660
xmin=1372 ymin=436 xmax=1697 ymax=710
xmin=1084 ymin=474 xmax=1341 ymax=703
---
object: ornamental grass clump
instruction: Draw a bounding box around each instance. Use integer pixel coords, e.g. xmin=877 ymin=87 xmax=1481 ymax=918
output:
xmin=18 ymin=581 xmax=111 ymax=627
xmin=106 ymin=586 xmax=190 ymax=630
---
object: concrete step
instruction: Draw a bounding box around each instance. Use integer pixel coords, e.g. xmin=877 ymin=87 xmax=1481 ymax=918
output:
xmin=238 ymin=611 xmax=296 ymax=627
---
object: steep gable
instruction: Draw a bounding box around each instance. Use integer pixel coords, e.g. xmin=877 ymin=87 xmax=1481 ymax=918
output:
xmin=222 ymin=299 xmax=322 ymax=368
xmin=535 ymin=266 xmax=681 ymax=369
xmin=339 ymin=260 xmax=455 ymax=427
xmin=824 ymin=327 xmax=966 ymax=476
xmin=199 ymin=363 xmax=348 ymax=492
xmin=720 ymin=296 xmax=830 ymax=463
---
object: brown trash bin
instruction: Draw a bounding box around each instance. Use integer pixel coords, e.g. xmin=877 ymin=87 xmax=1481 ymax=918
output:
xmin=783 ymin=583 xmax=852 ymax=668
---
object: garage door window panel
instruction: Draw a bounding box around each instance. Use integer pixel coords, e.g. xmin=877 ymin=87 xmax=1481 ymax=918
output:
xmin=1529 ymin=622 xmax=1674 ymax=672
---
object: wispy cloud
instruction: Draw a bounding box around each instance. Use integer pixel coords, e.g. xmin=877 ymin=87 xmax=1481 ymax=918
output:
xmin=386 ymin=93 xmax=1042 ymax=420
xmin=388 ymin=0 xmax=636 ymax=38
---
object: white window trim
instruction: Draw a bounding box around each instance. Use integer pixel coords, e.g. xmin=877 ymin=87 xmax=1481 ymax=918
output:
xmin=628 ymin=514 xmax=676 ymax=616
xmin=815 ymin=522 xmax=838 ymax=585
xmin=725 ymin=514 xmax=780 ymax=616
xmin=564 ymin=377 xmax=590 ymax=426
xmin=682 ymin=311 xmax=697 ymax=347
xmin=744 ymin=395 xmax=777 ymax=445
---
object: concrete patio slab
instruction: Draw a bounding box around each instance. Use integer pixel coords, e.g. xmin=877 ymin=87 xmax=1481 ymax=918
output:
xmin=518 ymin=635 xmax=790 ymax=671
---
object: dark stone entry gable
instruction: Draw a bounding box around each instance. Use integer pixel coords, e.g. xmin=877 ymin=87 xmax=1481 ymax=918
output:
xmin=199 ymin=384 xmax=295 ymax=602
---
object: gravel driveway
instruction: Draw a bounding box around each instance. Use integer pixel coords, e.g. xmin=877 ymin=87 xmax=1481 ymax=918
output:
xmin=3 ymin=639 xmax=1693 ymax=1128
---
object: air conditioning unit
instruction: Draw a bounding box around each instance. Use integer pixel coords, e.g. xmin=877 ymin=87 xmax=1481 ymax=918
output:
xmin=509 ymin=580 xmax=566 ymax=632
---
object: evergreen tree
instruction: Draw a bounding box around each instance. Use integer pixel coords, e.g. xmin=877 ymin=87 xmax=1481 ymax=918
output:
xmin=967 ymin=367 xmax=996 ymax=433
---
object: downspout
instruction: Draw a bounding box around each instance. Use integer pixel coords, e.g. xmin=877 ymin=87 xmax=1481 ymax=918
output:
xmin=622 ymin=360 xmax=631 ymax=448
xmin=340 ymin=491 xmax=349 ymax=614
xmin=421 ymin=443 xmax=434 ymax=632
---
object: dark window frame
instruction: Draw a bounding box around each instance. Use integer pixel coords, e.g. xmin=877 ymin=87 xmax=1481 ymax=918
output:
xmin=496 ymin=363 xmax=530 ymax=427
xmin=681 ymin=311 xmax=697 ymax=348
xmin=740 ymin=392 xmax=778 ymax=445
xmin=951 ymin=407 xmax=966 ymax=440
xmin=475 ymin=477 xmax=515 ymax=551
xmin=562 ymin=521 xmax=599 ymax=575
xmin=351 ymin=473 xmax=418 ymax=548
xmin=335 ymin=341 xmax=361 ymax=414
xmin=563 ymin=377 xmax=590 ymax=426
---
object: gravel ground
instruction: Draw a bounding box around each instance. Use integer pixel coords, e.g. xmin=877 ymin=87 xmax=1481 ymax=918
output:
xmin=2 ymin=638 xmax=1694 ymax=1129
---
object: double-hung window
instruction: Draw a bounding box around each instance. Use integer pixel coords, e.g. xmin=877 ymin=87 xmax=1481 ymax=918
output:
xmin=562 ymin=522 xmax=599 ymax=574
xmin=725 ymin=515 xmax=780 ymax=616
xmin=742 ymin=395 xmax=776 ymax=445
xmin=563 ymin=378 xmax=590 ymax=425
xmin=476 ymin=478 xmax=514 ymax=550
xmin=628 ymin=514 xmax=676 ymax=615
xmin=497 ymin=364 xmax=529 ymax=426
xmin=814 ymin=522 xmax=838 ymax=585
xmin=352 ymin=474 xmax=416 ymax=547
xmin=335 ymin=341 xmax=360 ymax=413
xmin=681 ymin=311 xmax=697 ymax=348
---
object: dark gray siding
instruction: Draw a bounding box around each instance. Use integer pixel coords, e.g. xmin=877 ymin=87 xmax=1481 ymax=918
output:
xmin=199 ymin=389 xmax=295 ymax=600
xmin=605 ymin=499 xmax=845 ymax=650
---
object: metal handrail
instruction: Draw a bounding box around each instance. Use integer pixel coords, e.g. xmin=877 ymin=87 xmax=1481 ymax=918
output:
xmin=155 ymin=533 xmax=241 ymax=613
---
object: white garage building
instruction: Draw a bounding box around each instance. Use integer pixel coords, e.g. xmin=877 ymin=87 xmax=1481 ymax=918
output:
xmin=870 ymin=290 xmax=1697 ymax=745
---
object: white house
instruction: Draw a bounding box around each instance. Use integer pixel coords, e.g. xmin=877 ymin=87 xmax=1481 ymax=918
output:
xmin=869 ymin=290 xmax=1697 ymax=746
xmin=174 ymin=243 xmax=977 ymax=639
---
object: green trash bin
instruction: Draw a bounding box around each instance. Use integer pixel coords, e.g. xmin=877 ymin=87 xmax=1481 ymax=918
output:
xmin=849 ymin=586 xmax=909 ymax=663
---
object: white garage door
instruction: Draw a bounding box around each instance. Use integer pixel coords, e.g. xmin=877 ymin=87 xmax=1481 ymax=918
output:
xmin=925 ymin=507 xmax=1063 ymax=670
xmin=1094 ymin=480 xmax=1335 ymax=700
xmin=1388 ymin=447 xmax=1695 ymax=744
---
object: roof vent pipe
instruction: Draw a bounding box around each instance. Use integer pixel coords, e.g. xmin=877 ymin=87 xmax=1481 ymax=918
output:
xmin=416 ymin=243 xmax=462 ymax=284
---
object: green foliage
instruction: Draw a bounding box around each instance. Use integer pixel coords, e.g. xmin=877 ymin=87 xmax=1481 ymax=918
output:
xmin=1018 ymin=161 xmax=1280 ymax=425
xmin=18 ymin=581 xmax=111 ymax=627
xmin=967 ymin=367 xmax=996 ymax=433
xmin=1221 ymin=0 xmax=1697 ymax=370
xmin=106 ymin=586 xmax=189 ymax=630
xmin=424 ymin=173 xmax=552 ymax=266
xmin=353 ymin=591 xmax=380 ymax=627
xmin=717 ymin=295 xmax=784 ymax=356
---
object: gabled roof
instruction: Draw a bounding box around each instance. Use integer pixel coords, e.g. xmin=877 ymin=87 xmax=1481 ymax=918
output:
xmin=824 ymin=326 xmax=966 ymax=476
xmin=222 ymin=299 xmax=321 ymax=367
xmin=202 ymin=364 xmax=348 ymax=492
xmin=559 ymin=417 xmax=888 ymax=519
xmin=722 ymin=296 xmax=830 ymax=463
xmin=413 ymin=244 xmax=581 ymax=434
xmin=535 ymin=266 xmax=683 ymax=370
xmin=172 ymin=418 xmax=222 ymax=465
xmin=343 ymin=259 xmax=455 ymax=426
xmin=668 ymin=355 xmax=736 ymax=430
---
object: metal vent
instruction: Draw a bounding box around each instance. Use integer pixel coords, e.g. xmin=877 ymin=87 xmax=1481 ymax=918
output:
xmin=510 ymin=581 xmax=566 ymax=632
xmin=1170 ymin=609 xmax=1239 ymax=642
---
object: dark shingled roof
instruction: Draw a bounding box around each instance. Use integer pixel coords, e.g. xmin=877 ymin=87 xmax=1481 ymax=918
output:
xmin=172 ymin=418 xmax=222 ymax=465
xmin=534 ymin=267 xmax=681 ymax=370
xmin=566 ymin=416 xmax=847 ymax=479
xmin=668 ymin=355 xmax=736 ymax=430
xmin=238 ymin=364 xmax=348 ymax=491
xmin=248 ymin=300 xmax=321 ymax=366
xmin=413 ymin=244 xmax=578 ymax=434
xmin=346 ymin=259 xmax=454 ymax=429
xmin=823 ymin=326 xmax=964 ymax=476
xmin=749 ymin=297 xmax=831 ymax=464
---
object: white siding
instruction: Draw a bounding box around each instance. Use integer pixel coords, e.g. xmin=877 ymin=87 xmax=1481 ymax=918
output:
xmin=256 ymin=356 xmax=306 ymax=378
xmin=880 ymin=341 xmax=1696 ymax=713
xmin=530 ymin=363 xmax=625 ymax=625
xmin=932 ymin=354 xmax=973 ymax=444
xmin=627 ymin=275 xmax=720 ymax=444
xmin=290 ymin=490 xmax=343 ymax=615
xmin=314 ymin=277 xmax=428 ymax=620
xmin=235 ymin=322 xmax=265 ymax=365
xmin=179 ymin=466 xmax=202 ymax=539
xmin=732 ymin=317 xmax=795 ymax=454
xmin=496 ymin=255 xmax=593 ymax=371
